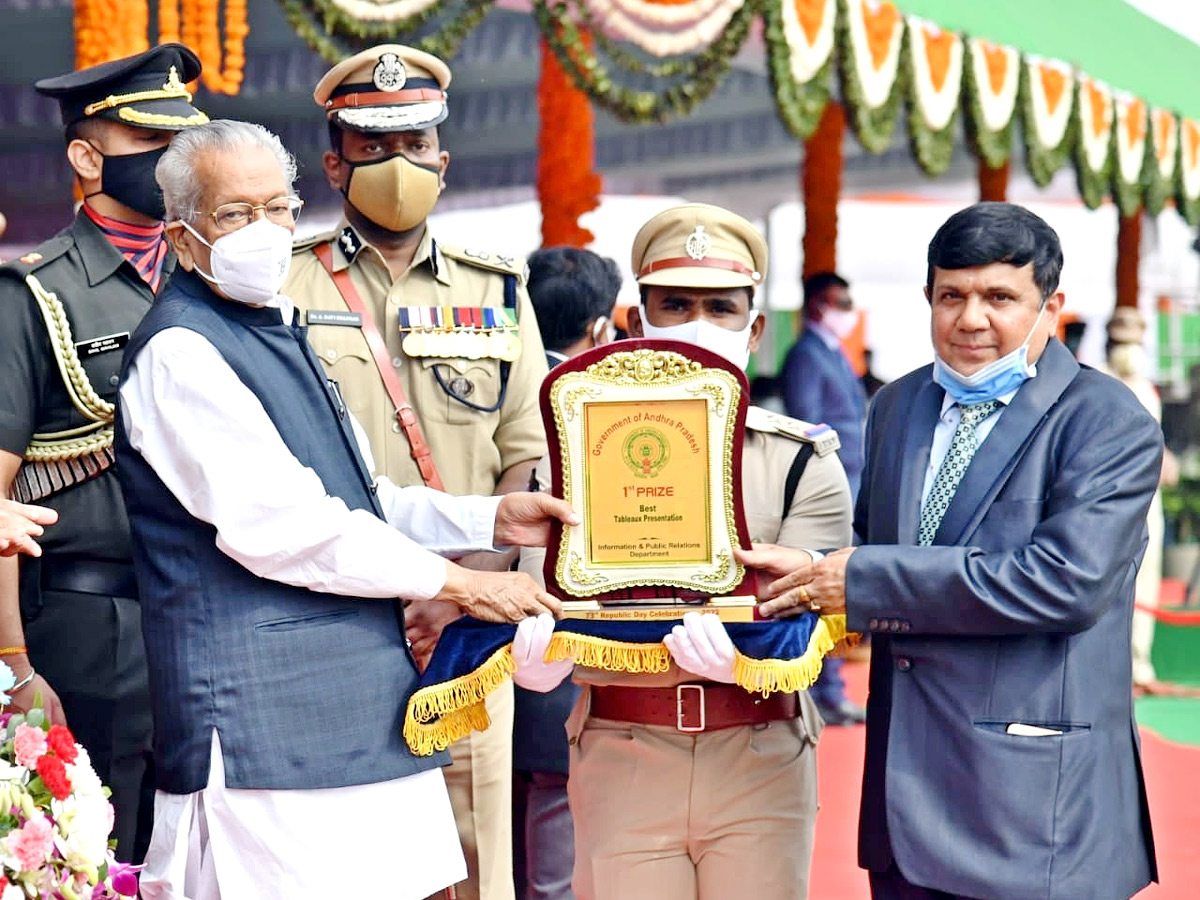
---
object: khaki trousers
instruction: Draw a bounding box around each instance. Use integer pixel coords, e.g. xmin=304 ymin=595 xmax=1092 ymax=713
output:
xmin=436 ymin=681 xmax=516 ymax=900
xmin=566 ymin=689 xmax=819 ymax=900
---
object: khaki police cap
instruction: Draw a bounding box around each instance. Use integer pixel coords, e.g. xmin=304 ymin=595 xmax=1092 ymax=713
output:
xmin=632 ymin=203 xmax=767 ymax=290
xmin=314 ymin=44 xmax=451 ymax=133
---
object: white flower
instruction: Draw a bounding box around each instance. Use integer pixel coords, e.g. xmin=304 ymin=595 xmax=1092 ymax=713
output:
xmin=63 ymin=755 xmax=103 ymax=800
xmin=2 ymin=884 xmax=23 ymax=900
xmin=52 ymin=793 xmax=110 ymax=870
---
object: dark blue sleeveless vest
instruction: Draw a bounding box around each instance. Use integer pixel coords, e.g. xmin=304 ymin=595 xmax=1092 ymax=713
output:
xmin=115 ymin=269 xmax=445 ymax=793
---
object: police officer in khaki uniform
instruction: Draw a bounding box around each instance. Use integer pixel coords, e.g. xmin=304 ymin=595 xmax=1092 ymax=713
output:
xmin=284 ymin=44 xmax=549 ymax=900
xmin=517 ymin=204 xmax=853 ymax=900
xmin=0 ymin=44 xmax=208 ymax=862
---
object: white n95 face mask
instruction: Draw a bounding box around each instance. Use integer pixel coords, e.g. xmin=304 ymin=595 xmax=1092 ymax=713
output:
xmin=182 ymin=218 xmax=293 ymax=306
xmin=638 ymin=308 xmax=759 ymax=370
xmin=821 ymin=307 xmax=858 ymax=339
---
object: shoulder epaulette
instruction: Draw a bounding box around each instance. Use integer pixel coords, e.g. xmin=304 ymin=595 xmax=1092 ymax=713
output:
xmin=745 ymin=406 xmax=841 ymax=457
xmin=291 ymin=229 xmax=339 ymax=256
xmin=438 ymin=243 xmax=527 ymax=284
xmin=0 ymin=233 xmax=74 ymax=279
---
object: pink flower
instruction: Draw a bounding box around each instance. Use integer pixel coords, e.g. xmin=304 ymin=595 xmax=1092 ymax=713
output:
xmin=4 ymin=814 xmax=53 ymax=871
xmin=12 ymin=723 xmax=47 ymax=768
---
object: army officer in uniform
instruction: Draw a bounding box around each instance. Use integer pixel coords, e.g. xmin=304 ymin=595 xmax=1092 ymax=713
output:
xmin=284 ymin=44 xmax=549 ymax=900
xmin=0 ymin=44 xmax=208 ymax=862
xmin=516 ymin=204 xmax=853 ymax=900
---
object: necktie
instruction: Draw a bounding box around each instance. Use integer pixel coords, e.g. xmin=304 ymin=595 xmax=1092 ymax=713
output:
xmin=918 ymin=400 xmax=1000 ymax=545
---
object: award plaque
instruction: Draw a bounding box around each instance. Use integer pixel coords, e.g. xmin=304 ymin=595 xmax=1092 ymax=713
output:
xmin=540 ymin=339 xmax=759 ymax=620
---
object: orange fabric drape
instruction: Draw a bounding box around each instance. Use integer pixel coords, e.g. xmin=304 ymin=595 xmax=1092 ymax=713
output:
xmin=978 ymin=159 xmax=1009 ymax=202
xmin=538 ymin=36 xmax=602 ymax=247
xmin=1116 ymin=214 xmax=1141 ymax=308
xmin=802 ymin=101 xmax=844 ymax=278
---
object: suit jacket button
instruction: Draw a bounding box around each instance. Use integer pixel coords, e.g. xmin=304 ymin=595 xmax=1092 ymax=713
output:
xmin=896 ymin=657 xmax=912 ymax=672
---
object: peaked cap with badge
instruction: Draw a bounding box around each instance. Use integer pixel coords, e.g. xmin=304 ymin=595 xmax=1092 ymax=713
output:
xmin=632 ymin=202 xmax=768 ymax=291
xmin=35 ymin=42 xmax=207 ymax=132
xmin=314 ymin=44 xmax=451 ymax=133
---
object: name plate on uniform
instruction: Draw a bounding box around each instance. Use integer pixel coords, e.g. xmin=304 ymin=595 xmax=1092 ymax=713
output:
xmin=541 ymin=340 xmax=758 ymax=620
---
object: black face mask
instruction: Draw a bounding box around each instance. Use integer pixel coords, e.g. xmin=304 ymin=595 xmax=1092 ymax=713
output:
xmin=88 ymin=144 xmax=169 ymax=221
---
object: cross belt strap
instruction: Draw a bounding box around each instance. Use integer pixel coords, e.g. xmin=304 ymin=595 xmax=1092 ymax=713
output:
xmin=313 ymin=243 xmax=445 ymax=491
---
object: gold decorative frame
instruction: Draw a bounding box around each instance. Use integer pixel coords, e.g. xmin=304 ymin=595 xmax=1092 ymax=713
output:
xmin=543 ymin=344 xmax=750 ymax=601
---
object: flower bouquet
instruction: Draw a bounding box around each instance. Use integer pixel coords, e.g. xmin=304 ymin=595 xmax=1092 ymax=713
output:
xmin=0 ymin=662 xmax=138 ymax=899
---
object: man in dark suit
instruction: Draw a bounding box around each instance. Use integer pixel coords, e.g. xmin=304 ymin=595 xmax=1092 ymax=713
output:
xmin=780 ymin=272 xmax=868 ymax=725
xmin=743 ymin=203 xmax=1159 ymax=900
xmin=781 ymin=272 xmax=867 ymax=495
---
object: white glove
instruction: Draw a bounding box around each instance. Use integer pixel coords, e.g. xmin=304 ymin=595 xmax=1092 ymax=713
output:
xmin=511 ymin=614 xmax=574 ymax=693
xmin=663 ymin=612 xmax=738 ymax=683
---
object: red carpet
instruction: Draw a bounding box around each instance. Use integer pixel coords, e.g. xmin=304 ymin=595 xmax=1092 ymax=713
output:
xmin=809 ymin=661 xmax=1200 ymax=899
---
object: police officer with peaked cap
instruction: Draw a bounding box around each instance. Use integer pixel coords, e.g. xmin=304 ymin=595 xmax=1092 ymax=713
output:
xmin=0 ymin=43 xmax=207 ymax=863
xmin=284 ymin=44 xmax=550 ymax=900
xmin=517 ymin=203 xmax=853 ymax=900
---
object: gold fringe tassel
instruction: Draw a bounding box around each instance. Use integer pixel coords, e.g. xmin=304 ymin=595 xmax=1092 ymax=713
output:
xmin=403 ymin=645 xmax=515 ymax=757
xmin=732 ymin=614 xmax=851 ymax=696
xmin=402 ymin=616 xmax=857 ymax=755
xmin=544 ymin=632 xmax=673 ymax=674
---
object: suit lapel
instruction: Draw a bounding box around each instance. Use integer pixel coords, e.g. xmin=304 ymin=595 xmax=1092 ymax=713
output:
xmin=933 ymin=340 xmax=1080 ymax=546
xmin=897 ymin=375 xmax=943 ymax=544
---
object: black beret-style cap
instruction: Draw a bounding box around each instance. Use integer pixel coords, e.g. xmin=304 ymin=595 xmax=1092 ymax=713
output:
xmin=35 ymin=43 xmax=208 ymax=132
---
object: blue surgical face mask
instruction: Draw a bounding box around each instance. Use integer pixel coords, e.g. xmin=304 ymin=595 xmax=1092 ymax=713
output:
xmin=933 ymin=305 xmax=1046 ymax=404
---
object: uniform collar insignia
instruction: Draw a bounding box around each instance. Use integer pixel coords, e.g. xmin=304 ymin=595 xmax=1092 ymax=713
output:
xmin=373 ymin=54 xmax=407 ymax=92
xmin=685 ymin=225 xmax=711 ymax=261
xmin=338 ymin=226 xmax=362 ymax=261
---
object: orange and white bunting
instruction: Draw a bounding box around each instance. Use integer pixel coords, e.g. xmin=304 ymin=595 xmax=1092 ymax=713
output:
xmin=845 ymin=0 xmax=904 ymax=109
xmin=1076 ymin=75 xmax=1114 ymax=173
xmin=585 ymin=0 xmax=743 ymax=57
xmin=1151 ymin=109 xmax=1177 ymax=181
xmin=967 ymin=38 xmax=1018 ymax=132
xmin=1181 ymin=118 xmax=1200 ymax=203
xmin=1112 ymin=93 xmax=1147 ymax=186
xmin=906 ymin=17 xmax=962 ymax=131
xmin=780 ymin=0 xmax=836 ymax=84
xmin=1024 ymin=56 xmax=1074 ymax=151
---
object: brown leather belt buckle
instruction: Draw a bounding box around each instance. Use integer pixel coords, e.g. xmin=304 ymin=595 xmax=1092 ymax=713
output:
xmin=676 ymin=684 xmax=705 ymax=732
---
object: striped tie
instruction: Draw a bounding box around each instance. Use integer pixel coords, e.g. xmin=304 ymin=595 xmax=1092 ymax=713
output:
xmin=918 ymin=400 xmax=1000 ymax=546
xmin=83 ymin=204 xmax=168 ymax=292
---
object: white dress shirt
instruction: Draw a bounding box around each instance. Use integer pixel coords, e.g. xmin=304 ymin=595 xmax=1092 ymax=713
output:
xmin=120 ymin=305 xmax=505 ymax=900
xmin=919 ymin=388 xmax=1019 ymax=511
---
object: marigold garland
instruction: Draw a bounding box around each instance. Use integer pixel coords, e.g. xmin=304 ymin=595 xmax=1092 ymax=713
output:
xmin=836 ymin=0 xmax=905 ymax=155
xmin=76 ymin=0 xmax=149 ymax=69
xmin=765 ymin=0 xmax=833 ymax=141
xmin=1142 ymin=109 xmax=1176 ymax=217
xmin=802 ymin=101 xmax=843 ymax=277
xmin=1073 ymin=76 xmax=1114 ymax=210
xmin=904 ymin=18 xmax=962 ymax=177
xmin=158 ymin=0 xmax=182 ymax=43
xmin=1111 ymin=94 xmax=1146 ymax=218
xmin=538 ymin=34 xmax=602 ymax=247
xmin=534 ymin=0 xmax=755 ymax=124
xmin=1177 ymin=118 xmax=1200 ymax=226
xmin=1020 ymin=58 xmax=1076 ymax=188
xmin=276 ymin=0 xmax=494 ymax=64
xmin=962 ymin=38 xmax=1018 ymax=169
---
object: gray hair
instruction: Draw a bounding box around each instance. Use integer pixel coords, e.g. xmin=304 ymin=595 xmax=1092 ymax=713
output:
xmin=156 ymin=119 xmax=298 ymax=223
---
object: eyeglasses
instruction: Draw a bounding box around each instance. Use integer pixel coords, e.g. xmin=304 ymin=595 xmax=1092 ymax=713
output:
xmin=204 ymin=196 xmax=304 ymax=233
